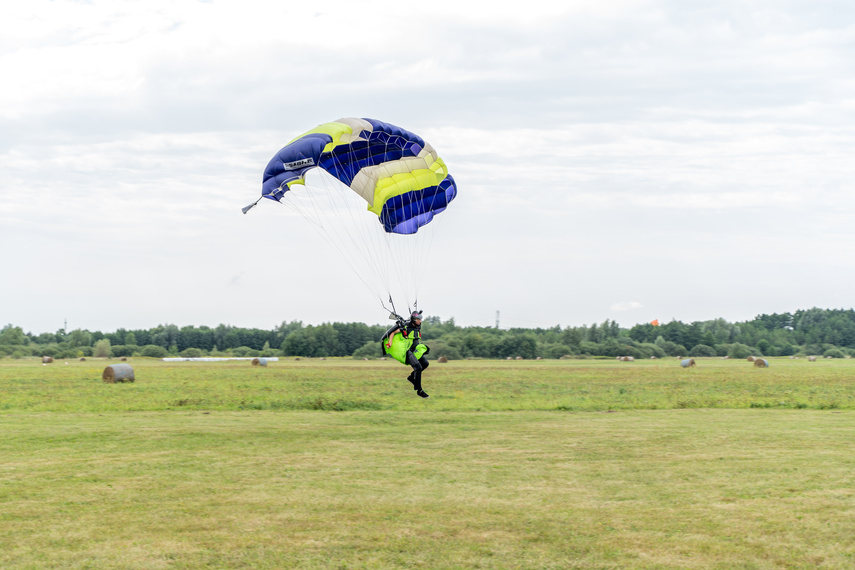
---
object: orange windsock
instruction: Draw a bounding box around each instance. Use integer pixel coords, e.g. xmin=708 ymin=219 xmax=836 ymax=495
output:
xmin=650 ymin=319 xmax=660 ymax=326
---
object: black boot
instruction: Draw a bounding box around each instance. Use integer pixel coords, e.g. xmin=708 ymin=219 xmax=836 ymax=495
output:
xmin=417 ymin=389 xmax=430 ymax=398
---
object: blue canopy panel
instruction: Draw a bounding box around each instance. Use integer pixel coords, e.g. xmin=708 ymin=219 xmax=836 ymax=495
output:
xmin=261 ymin=134 xmax=332 ymax=201
xmin=379 ymin=175 xmax=457 ymax=234
xmin=262 ymin=119 xmax=426 ymax=198
xmin=319 ymin=123 xmax=426 ymax=187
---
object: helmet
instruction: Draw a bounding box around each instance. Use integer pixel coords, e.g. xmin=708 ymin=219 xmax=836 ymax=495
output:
xmin=411 ymin=310 xmax=423 ymax=321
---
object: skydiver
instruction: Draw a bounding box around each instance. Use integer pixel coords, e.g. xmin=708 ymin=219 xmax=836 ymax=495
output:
xmin=384 ymin=310 xmax=430 ymax=398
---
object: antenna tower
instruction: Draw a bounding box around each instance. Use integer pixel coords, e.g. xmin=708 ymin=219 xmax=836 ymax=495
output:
xmin=495 ymin=310 xmax=500 ymax=329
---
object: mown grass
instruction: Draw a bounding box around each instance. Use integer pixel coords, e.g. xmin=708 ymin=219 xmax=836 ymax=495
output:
xmin=3 ymin=356 xmax=855 ymax=412
xmin=2 ymin=358 xmax=855 ymax=568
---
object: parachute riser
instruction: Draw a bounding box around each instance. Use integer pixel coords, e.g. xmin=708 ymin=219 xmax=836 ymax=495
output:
xmin=381 ymin=295 xmax=420 ymax=325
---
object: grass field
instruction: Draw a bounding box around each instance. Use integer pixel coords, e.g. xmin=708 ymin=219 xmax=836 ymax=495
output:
xmin=2 ymin=358 xmax=855 ymax=568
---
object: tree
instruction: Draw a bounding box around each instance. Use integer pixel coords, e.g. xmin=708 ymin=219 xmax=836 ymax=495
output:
xmin=659 ymin=341 xmax=687 ymax=357
xmin=637 ymin=343 xmax=666 ymax=359
xmin=34 ymin=332 xmax=57 ymax=344
xmin=497 ymin=334 xmax=537 ymax=359
xmin=141 ymin=345 xmax=169 ymax=358
xmin=823 ymin=348 xmax=846 ymax=359
xmin=428 ymin=340 xmax=463 ymax=360
xmin=67 ymin=329 xmax=91 ymax=348
xmin=352 ymin=340 xmax=380 ymax=359
xmin=0 ymin=325 xmax=27 ymax=346
xmin=281 ymin=325 xmax=341 ymax=357
xmin=93 ymin=339 xmax=113 ymax=358
xmin=727 ymin=343 xmax=753 ymax=359
xmin=179 ymin=347 xmax=203 ymax=358
xmin=587 ymin=323 xmax=604 ymax=343
xmin=689 ymin=344 xmax=716 ymax=357
xmin=541 ymin=343 xmax=574 ymax=359
xmin=561 ymin=328 xmax=584 ymax=350
xmin=778 ymin=343 xmax=796 ymax=356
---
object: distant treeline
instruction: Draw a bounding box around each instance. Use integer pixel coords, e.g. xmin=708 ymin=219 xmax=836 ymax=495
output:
xmin=2 ymin=308 xmax=855 ymax=360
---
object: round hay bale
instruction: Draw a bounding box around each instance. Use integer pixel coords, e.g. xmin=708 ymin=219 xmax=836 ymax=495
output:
xmin=120 ymin=357 xmax=128 ymax=361
xmin=515 ymin=356 xmax=524 ymax=360
xmin=808 ymin=356 xmax=817 ymax=362
xmin=753 ymin=359 xmax=769 ymax=368
xmin=42 ymin=356 xmax=54 ymax=364
xmin=680 ymin=358 xmax=696 ymax=368
xmin=103 ymin=363 xmax=135 ymax=383
xmin=620 ymin=356 xmax=635 ymax=362
xmin=79 ymin=357 xmax=86 ymax=362
xmin=437 ymin=356 xmax=449 ymax=363
xmin=747 ymin=356 xmax=756 ymax=362
xmin=252 ymin=357 xmax=268 ymax=367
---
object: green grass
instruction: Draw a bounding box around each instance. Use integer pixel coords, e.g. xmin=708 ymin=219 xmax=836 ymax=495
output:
xmin=3 ymin=356 xmax=855 ymax=412
xmin=2 ymin=358 xmax=855 ymax=568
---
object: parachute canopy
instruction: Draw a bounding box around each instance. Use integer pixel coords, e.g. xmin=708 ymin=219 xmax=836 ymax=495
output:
xmin=262 ymin=118 xmax=457 ymax=235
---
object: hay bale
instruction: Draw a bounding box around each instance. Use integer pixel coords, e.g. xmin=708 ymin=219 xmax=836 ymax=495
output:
xmin=103 ymin=363 xmax=135 ymax=383
xmin=42 ymin=356 xmax=54 ymax=364
xmin=79 ymin=357 xmax=86 ymax=362
xmin=252 ymin=358 xmax=267 ymax=367
xmin=753 ymin=359 xmax=769 ymax=368
xmin=808 ymin=356 xmax=817 ymax=362
xmin=437 ymin=356 xmax=449 ymax=363
xmin=515 ymin=356 xmax=524 ymax=360
xmin=747 ymin=356 xmax=756 ymax=362
xmin=620 ymin=356 xmax=635 ymax=362
xmin=680 ymin=358 xmax=696 ymax=368
xmin=121 ymin=357 xmax=128 ymax=361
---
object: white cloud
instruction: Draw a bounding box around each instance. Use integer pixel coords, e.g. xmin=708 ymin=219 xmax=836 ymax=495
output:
xmin=2 ymin=0 xmax=855 ymax=332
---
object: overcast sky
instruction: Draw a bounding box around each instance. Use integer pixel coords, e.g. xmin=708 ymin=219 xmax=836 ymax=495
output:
xmin=2 ymin=0 xmax=854 ymax=334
